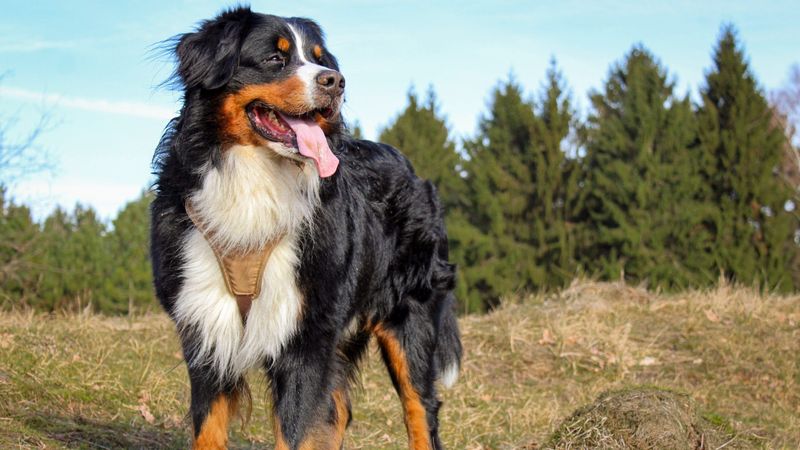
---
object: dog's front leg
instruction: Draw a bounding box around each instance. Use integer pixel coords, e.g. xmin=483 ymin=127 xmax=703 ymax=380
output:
xmin=186 ymin=359 xmax=244 ymax=450
xmin=267 ymin=332 xmax=341 ymax=450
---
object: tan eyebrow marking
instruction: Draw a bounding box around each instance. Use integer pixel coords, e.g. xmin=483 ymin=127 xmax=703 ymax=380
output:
xmin=277 ymin=37 xmax=291 ymax=52
xmin=313 ymin=45 xmax=323 ymax=59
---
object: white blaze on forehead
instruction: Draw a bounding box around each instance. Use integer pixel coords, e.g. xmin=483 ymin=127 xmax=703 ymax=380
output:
xmin=288 ymin=23 xmax=327 ymax=103
xmin=288 ymin=23 xmax=310 ymax=63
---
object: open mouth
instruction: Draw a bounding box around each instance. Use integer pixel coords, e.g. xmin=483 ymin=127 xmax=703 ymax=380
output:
xmin=246 ymin=101 xmax=334 ymax=147
xmin=245 ymin=101 xmax=340 ymax=178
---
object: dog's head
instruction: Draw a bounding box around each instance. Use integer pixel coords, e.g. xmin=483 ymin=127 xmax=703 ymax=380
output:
xmin=173 ymin=7 xmax=343 ymax=177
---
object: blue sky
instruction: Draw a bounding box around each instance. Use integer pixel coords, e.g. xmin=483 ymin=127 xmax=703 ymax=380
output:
xmin=2 ymin=0 xmax=798 ymax=220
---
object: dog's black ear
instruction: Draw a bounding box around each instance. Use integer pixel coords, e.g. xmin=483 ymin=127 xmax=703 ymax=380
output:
xmin=176 ymin=7 xmax=251 ymax=90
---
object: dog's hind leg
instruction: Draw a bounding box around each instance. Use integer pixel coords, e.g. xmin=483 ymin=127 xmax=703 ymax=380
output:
xmin=373 ymin=310 xmax=444 ymax=450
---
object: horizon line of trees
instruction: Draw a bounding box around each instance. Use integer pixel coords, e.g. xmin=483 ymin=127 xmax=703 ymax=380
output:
xmin=1 ymin=25 xmax=798 ymax=314
xmin=379 ymin=25 xmax=798 ymax=312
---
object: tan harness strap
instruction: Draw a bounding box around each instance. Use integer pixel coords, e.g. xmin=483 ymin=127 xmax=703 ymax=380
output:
xmin=235 ymin=295 xmax=253 ymax=321
xmin=185 ymin=201 xmax=282 ymax=324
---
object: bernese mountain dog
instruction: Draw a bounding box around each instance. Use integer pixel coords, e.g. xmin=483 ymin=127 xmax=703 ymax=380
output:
xmin=150 ymin=6 xmax=462 ymax=450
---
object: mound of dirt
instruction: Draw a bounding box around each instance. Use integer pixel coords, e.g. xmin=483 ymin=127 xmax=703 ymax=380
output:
xmin=542 ymin=387 xmax=746 ymax=449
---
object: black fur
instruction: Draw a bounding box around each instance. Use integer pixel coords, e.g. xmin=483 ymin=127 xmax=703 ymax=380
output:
xmin=151 ymin=6 xmax=461 ymax=449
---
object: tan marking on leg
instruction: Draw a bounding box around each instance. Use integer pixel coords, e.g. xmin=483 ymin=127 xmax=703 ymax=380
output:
xmin=298 ymin=387 xmax=349 ymax=449
xmin=331 ymin=388 xmax=349 ymax=444
xmin=373 ymin=324 xmax=432 ymax=450
xmin=273 ymin=388 xmax=350 ymax=450
xmin=273 ymin=415 xmax=290 ymax=450
xmin=193 ymin=394 xmax=237 ymax=450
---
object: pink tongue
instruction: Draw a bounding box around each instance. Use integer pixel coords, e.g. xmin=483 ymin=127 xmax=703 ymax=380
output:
xmin=278 ymin=113 xmax=339 ymax=178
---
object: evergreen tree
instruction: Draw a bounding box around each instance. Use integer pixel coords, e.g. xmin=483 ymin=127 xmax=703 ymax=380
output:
xmin=10 ymin=193 xmax=157 ymax=314
xmin=696 ymin=26 xmax=797 ymax=290
xmin=103 ymin=191 xmax=155 ymax=313
xmin=379 ymin=87 xmax=467 ymax=211
xmin=461 ymin=66 xmax=582 ymax=309
xmin=529 ymin=59 xmax=581 ymax=286
xmin=462 ymin=77 xmax=539 ymax=309
xmin=33 ymin=206 xmax=70 ymax=310
xmin=35 ymin=204 xmax=110 ymax=311
xmin=577 ymin=46 xmax=713 ymax=287
xmin=0 ymin=186 xmax=40 ymax=306
xmin=71 ymin=205 xmax=110 ymax=308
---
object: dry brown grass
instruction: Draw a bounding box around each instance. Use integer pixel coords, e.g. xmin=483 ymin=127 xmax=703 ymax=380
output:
xmin=1 ymin=280 xmax=798 ymax=449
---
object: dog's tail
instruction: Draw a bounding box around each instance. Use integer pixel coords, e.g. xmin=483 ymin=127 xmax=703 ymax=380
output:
xmin=435 ymin=292 xmax=462 ymax=389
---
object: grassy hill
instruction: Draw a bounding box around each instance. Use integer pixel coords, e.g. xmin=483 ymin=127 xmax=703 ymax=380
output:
xmin=1 ymin=281 xmax=797 ymax=449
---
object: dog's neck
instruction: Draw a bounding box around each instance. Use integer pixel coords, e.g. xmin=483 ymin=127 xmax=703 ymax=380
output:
xmin=188 ymin=144 xmax=320 ymax=253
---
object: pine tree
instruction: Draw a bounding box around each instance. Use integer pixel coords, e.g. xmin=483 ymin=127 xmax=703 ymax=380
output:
xmin=33 ymin=206 xmax=69 ymax=310
xmin=696 ymin=26 xmax=797 ymax=290
xmin=578 ymin=46 xmax=713 ymax=287
xmin=34 ymin=204 xmax=110 ymax=311
xmin=529 ymin=59 xmax=581 ymax=286
xmin=103 ymin=191 xmax=155 ymax=313
xmin=379 ymin=87 xmax=466 ymax=211
xmin=71 ymin=205 xmax=109 ymax=309
xmin=462 ymin=77 xmax=539 ymax=309
xmin=0 ymin=186 xmax=41 ymax=306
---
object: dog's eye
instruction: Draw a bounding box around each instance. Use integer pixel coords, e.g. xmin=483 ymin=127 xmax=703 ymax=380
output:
xmin=263 ymin=54 xmax=285 ymax=67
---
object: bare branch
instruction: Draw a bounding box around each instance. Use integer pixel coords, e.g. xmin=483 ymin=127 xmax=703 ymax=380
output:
xmin=0 ymin=111 xmax=55 ymax=185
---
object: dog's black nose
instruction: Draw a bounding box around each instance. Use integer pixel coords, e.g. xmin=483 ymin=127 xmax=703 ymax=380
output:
xmin=316 ymin=70 xmax=345 ymax=95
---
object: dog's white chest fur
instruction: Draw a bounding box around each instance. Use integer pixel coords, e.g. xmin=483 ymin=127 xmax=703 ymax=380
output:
xmin=172 ymin=144 xmax=319 ymax=380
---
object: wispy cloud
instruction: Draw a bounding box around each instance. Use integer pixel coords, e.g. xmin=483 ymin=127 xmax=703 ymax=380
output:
xmin=0 ymin=86 xmax=176 ymax=120
xmin=0 ymin=38 xmax=78 ymax=53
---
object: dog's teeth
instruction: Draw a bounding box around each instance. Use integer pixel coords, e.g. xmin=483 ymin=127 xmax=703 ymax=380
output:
xmin=267 ymin=110 xmax=288 ymax=131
